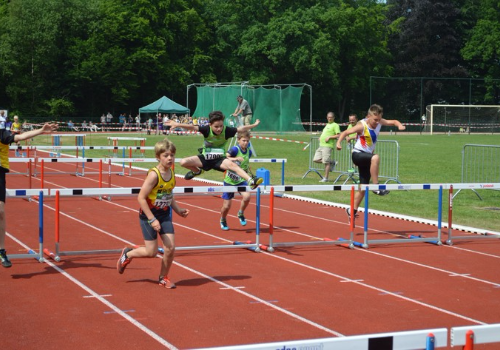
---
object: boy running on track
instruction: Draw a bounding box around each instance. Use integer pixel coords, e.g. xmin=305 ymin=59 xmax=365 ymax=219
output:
xmin=220 ymin=130 xmax=254 ymax=231
xmin=336 ymin=104 xmax=405 ymax=225
xmin=166 ymin=110 xmax=263 ymax=189
xmin=117 ymin=139 xmax=189 ymax=289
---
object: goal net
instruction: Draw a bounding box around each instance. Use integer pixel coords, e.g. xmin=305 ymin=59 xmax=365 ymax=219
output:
xmin=425 ymin=105 xmax=500 ymax=134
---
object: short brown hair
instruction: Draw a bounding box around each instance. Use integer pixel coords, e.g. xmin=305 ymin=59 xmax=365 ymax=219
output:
xmin=237 ymin=130 xmax=251 ymax=139
xmin=368 ymin=104 xmax=383 ymax=116
xmin=155 ymin=139 xmax=176 ymax=158
xmin=208 ymin=111 xmax=225 ymax=124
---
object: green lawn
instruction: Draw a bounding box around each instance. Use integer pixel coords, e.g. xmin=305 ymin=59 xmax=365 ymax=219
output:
xmin=33 ymin=132 xmax=500 ymax=232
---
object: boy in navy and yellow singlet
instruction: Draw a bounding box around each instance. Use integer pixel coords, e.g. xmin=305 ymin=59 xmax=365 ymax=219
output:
xmin=336 ymin=104 xmax=405 ymax=225
xmin=220 ymin=130 xmax=254 ymax=230
xmin=166 ymin=110 xmax=263 ymax=189
xmin=0 ymin=119 xmax=58 ymax=267
xmin=117 ymin=139 xmax=189 ymax=289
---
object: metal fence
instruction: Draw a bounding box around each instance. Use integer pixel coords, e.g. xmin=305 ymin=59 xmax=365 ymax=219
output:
xmin=455 ymin=144 xmax=500 ymax=200
xmin=303 ymin=137 xmax=400 ymax=184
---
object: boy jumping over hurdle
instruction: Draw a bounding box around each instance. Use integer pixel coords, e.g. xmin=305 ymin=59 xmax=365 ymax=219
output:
xmin=336 ymin=104 xmax=405 ymax=225
xmin=166 ymin=110 xmax=263 ymax=190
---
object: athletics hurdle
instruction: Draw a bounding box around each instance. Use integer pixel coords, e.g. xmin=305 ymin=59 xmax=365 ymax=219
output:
xmin=45 ymin=185 xmax=263 ymax=260
xmin=454 ymin=144 xmax=500 ymax=200
xmin=208 ymin=327 xmax=448 ymax=350
xmin=51 ymin=134 xmax=86 ymax=157
xmin=6 ymin=189 xmax=49 ymax=262
xmin=451 ymin=323 xmax=500 ymax=349
xmin=261 ymin=183 xmax=500 ymax=251
xmin=107 ymin=137 xmax=146 ymax=157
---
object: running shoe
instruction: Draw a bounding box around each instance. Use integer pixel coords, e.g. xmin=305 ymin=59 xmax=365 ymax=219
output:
xmin=372 ymin=189 xmax=390 ymax=196
xmin=0 ymin=249 xmax=12 ymax=268
xmin=159 ymin=276 xmax=176 ymax=289
xmin=319 ymin=178 xmax=328 ymax=183
xmin=220 ymin=219 xmax=229 ymax=231
xmin=329 ymin=160 xmax=338 ymax=172
xmin=117 ymin=247 xmax=133 ymax=274
xmin=248 ymin=176 xmax=263 ymax=190
xmin=345 ymin=208 xmax=359 ymax=225
xmin=184 ymin=169 xmax=204 ymax=180
xmin=237 ymin=211 xmax=247 ymax=226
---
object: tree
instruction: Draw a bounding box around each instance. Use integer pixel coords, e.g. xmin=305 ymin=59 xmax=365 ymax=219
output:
xmin=384 ymin=0 xmax=469 ymax=120
xmin=461 ymin=0 xmax=500 ymax=103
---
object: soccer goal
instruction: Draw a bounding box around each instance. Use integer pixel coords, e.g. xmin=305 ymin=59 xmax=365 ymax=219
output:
xmin=425 ymin=104 xmax=500 ymax=135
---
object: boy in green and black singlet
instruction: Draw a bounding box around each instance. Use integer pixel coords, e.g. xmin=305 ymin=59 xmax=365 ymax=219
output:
xmin=166 ymin=110 xmax=263 ymax=189
xmin=219 ymin=130 xmax=254 ymax=230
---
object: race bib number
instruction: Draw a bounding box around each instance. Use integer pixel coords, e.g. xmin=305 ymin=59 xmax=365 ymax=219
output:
xmin=227 ymin=171 xmax=242 ymax=182
xmin=204 ymin=147 xmax=224 ymax=160
xmin=153 ymin=192 xmax=173 ymax=209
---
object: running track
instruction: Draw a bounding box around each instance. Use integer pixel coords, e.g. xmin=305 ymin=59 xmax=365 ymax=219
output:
xmin=1 ymin=158 xmax=499 ymax=349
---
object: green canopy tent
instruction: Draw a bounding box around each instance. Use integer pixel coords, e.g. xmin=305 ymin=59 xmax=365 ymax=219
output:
xmin=139 ymin=95 xmax=190 ymax=114
xmin=139 ymin=96 xmax=190 ymax=133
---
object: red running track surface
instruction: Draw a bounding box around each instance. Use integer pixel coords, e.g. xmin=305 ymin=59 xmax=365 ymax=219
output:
xmin=1 ymin=159 xmax=500 ymax=349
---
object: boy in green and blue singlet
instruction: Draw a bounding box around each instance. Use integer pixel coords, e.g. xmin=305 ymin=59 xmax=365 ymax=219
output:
xmin=166 ymin=111 xmax=263 ymax=189
xmin=220 ymin=130 xmax=254 ymax=230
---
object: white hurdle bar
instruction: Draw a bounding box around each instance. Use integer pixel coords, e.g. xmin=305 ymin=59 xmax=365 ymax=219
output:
xmin=201 ymin=328 xmax=448 ymax=350
xmin=9 ymin=156 xmax=288 ymax=183
xmin=451 ymin=323 xmax=500 ymax=348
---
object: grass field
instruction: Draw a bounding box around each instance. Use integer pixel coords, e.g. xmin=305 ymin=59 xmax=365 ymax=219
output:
xmin=33 ymin=131 xmax=500 ymax=232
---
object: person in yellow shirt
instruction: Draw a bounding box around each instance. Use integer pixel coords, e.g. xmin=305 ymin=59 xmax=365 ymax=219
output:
xmin=313 ymin=112 xmax=340 ymax=182
xmin=11 ymin=116 xmax=22 ymax=146
xmin=116 ymin=139 xmax=189 ymax=289
xmin=0 ymin=121 xmax=58 ymax=267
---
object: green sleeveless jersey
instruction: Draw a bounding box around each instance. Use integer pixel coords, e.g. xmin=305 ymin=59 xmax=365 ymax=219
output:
xmin=202 ymin=125 xmax=229 ymax=160
xmin=224 ymin=145 xmax=250 ymax=185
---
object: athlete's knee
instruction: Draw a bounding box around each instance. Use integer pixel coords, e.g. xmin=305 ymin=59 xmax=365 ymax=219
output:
xmin=162 ymin=246 xmax=175 ymax=258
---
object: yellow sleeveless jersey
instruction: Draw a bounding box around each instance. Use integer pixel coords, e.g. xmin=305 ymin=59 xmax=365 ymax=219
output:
xmin=139 ymin=167 xmax=176 ymax=219
xmin=0 ymin=130 xmax=16 ymax=171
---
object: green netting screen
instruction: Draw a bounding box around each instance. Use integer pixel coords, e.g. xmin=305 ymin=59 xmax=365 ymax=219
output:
xmin=192 ymin=84 xmax=305 ymax=132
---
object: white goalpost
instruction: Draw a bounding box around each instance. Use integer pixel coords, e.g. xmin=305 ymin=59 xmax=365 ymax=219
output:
xmin=425 ymin=104 xmax=500 ymax=135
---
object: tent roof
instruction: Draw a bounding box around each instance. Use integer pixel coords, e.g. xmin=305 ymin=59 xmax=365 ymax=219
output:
xmin=139 ymin=96 xmax=189 ymax=114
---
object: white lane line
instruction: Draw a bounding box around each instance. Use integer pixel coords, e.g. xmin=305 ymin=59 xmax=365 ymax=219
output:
xmin=39 ymin=196 xmax=493 ymax=326
xmin=7 ymin=232 xmax=178 ymax=350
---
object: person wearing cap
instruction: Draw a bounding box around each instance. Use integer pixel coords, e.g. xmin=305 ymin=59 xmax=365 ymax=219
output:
xmin=232 ymin=95 xmax=253 ymax=127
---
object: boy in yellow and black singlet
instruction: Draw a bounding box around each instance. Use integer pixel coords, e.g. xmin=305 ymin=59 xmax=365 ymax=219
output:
xmin=166 ymin=110 xmax=263 ymax=189
xmin=0 ymin=119 xmax=58 ymax=267
xmin=117 ymin=139 xmax=189 ymax=289
xmin=220 ymin=130 xmax=254 ymax=230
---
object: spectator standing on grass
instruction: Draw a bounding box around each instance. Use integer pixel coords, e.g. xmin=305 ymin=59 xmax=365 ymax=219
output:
xmin=0 ymin=122 xmax=59 ymax=267
xmin=11 ymin=116 xmax=21 ymax=146
xmin=232 ymin=95 xmax=253 ymax=126
xmin=106 ymin=112 xmax=113 ymax=130
xmin=313 ymin=111 xmax=340 ymax=182
xmin=100 ymin=113 xmax=107 ymax=132
xmin=135 ymin=114 xmax=141 ymax=132
xmin=336 ymin=104 xmax=405 ymax=226
xmin=345 ymin=114 xmax=359 ymax=172
xmin=116 ymin=139 xmax=189 ymax=289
